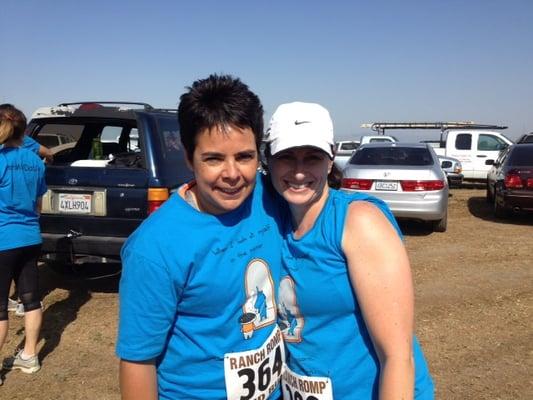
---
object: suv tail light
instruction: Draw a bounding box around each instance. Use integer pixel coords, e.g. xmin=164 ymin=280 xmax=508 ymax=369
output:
xmin=401 ymin=180 xmax=445 ymax=191
xmin=341 ymin=178 xmax=373 ymax=190
xmin=504 ymin=170 xmax=523 ymax=189
xmin=148 ymin=188 xmax=169 ymax=214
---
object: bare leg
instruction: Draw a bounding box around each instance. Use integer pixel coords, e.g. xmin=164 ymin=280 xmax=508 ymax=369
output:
xmin=22 ymin=308 xmax=42 ymax=356
xmin=0 ymin=319 xmax=8 ymax=352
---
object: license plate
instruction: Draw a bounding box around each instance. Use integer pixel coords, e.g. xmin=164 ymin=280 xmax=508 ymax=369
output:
xmin=375 ymin=181 xmax=398 ymax=191
xmin=58 ymin=193 xmax=92 ymax=214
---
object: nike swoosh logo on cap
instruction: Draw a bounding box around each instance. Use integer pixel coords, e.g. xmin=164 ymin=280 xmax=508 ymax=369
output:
xmin=294 ymin=120 xmax=311 ymax=125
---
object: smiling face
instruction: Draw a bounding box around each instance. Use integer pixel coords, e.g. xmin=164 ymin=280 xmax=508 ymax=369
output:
xmin=269 ymin=146 xmax=332 ymax=212
xmin=187 ymin=124 xmax=259 ymax=215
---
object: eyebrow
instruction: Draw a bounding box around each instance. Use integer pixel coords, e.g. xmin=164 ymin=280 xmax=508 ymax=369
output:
xmin=200 ymin=149 xmax=257 ymax=157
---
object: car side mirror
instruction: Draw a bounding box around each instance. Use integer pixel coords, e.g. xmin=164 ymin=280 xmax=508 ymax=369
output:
xmin=441 ymin=161 xmax=452 ymax=168
xmin=486 ymin=159 xmax=495 ymax=166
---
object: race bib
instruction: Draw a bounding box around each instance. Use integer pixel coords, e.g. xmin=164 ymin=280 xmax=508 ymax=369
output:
xmin=281 ymin=365 xmax=333 ymax=400
xmin=224 ymin=326 xmax=285 ymax=400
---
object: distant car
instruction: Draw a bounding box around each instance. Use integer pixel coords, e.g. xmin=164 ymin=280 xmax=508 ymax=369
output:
xmin=341 ymin=142 xmax=449 ymax=232
xmin=516 ymin=132 xmax=533 ymax=144
xmin=333 ymin=140 xmax=360 ymax=170
xmin=35 ymin=133 xmax=76 ymax=148
xmin=438 ymin=155 xmax=463 ymax=187
xmin=486 ymin=143 xmax=533 ymax=218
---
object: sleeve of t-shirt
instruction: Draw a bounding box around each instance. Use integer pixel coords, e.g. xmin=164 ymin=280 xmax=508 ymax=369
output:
xmin=22 ymin=136 xmax=41 ymax=155
xmin=116 ymin=247 xmax=183 ymax=361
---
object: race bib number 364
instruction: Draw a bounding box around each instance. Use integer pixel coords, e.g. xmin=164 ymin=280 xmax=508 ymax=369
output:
xmin=224 ymin=326 xmax=285 ymax=400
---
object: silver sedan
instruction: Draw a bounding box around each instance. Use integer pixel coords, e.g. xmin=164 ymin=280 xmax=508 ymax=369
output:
xmin=341 ymin=142 xmax=449 ymax=232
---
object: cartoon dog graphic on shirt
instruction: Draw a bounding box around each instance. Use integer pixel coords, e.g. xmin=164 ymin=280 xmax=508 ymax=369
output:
xmin=278 ymin=276 xmax=304 ymax=342
xmin=239 ymin=259 xmax=276 ymax=339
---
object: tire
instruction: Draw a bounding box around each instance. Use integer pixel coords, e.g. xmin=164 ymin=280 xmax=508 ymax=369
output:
xmin=433 ymin=211 xmax=448 ymax=232
xmin=494 ymin=196 xmax=509 ymax=219
xmin=486 ymin=183 xmax=494 ymax=203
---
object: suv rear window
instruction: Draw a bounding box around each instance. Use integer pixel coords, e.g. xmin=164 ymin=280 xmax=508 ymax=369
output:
xmin=30 ymin=119 xmax=139 ymax=165
xmin=350 ymin=147 xmax=434 ymax=166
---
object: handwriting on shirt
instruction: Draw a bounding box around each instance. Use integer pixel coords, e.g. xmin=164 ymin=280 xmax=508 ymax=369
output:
xmin=210 ymin=224 xmax=272 ymax=263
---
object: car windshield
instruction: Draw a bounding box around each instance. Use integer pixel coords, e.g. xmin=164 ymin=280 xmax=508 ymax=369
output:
xmin=508 ymin=146 xmax=533 ymax=166
xmin=350 ymin=147 xmax=434 ymax=166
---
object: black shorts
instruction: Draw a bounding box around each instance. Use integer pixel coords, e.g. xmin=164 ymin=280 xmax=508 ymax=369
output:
xmin=0 ymin=244 xmax=41 ymax=318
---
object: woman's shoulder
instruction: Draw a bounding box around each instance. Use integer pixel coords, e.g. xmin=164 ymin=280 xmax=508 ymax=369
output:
xmin=328 ymin=189 xmax=402 ymax=238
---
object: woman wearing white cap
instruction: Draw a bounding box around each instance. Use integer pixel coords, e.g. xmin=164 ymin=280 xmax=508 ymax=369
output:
xmin=265 ymin=102 xmax=434 ymax=399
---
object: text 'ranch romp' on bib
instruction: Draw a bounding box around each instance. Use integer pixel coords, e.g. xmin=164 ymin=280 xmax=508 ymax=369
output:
xmin=224 ymin=326 xmax=285 ymax=400
xmin=282 ymin=365 xmax=333 ymax=400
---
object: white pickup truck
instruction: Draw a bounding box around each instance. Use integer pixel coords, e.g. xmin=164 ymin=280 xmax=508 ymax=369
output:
xmin=361 ymin=122 xmax=513 ymax=181
xmin=426 ymin=130 xmax=512 ymax=180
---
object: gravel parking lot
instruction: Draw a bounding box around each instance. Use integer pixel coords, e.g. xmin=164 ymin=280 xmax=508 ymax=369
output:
xmin=1 ymin=187 xmax=531 ymax=399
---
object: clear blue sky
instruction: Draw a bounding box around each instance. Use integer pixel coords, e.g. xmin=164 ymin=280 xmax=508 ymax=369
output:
xmin=2 ymin=0 xmax=532 ymax=142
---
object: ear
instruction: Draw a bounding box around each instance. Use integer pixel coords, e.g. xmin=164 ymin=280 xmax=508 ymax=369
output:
xmin=327 ymin=158 xmax=333 ymax=174
xmin=185 ymin=155 xmax=194 ymax=172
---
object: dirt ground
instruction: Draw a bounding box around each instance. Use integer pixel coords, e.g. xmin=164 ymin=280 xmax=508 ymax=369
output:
xmin=0 ymin=187 xmax=531 ymax=399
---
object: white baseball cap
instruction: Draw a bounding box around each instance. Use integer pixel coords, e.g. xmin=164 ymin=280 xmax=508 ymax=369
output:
xmin=266 ymin=102 xmax=334 ymax=158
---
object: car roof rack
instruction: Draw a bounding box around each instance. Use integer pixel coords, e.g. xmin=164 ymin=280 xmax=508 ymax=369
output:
xmin=58 ymin=101 xmax=154 ymax=110
xmin=152 ymin=108 xmax=177 ymax=113
xmin=361 ymin=121 xmax=508 ymax=134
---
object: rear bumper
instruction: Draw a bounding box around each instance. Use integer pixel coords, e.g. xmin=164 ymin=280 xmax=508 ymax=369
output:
xmin=41 ymin=233 xmax=126 ymax=259
xmin=501 ymin=190 xmax=533 ymax=212
xmin=447 ymin=173 xmax=464 ymax=186
xmin=342 ymin=189 xmax=448 ymax=221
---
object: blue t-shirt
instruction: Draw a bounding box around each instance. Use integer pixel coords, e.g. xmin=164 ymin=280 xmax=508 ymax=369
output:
xmin=0 ymin=147 xmax=47 ymax=251
xmin=22 ymin=136 xmax=41 ymax=154
xmin=278 ymin=189 xmax=434 ymax=399
xmin=0 ymin=136 xmax=40 ymax=154
xmin=117 ymin=175 xmax=286 ymax=400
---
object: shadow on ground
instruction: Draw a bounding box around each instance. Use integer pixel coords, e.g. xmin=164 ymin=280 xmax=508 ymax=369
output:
xmin=397 ymin=220 xmax=434 ymax=237
xmin=2 ymin=262 xmax=121 ymax=381
xmin=467 ymin=196 xmax=533 ymax=225
xmin=39 ymin=262 xmax=121 ymax=362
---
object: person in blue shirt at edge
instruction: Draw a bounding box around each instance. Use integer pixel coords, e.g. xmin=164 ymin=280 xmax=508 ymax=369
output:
xmin=264 ymin=102 xmax=435 ymax=399
xmin=0 ymin=104 xmax=51 ymax=316
xmin=0 ymin=105 xmax=47 ymax=384
xmin=116 ymin=75 xmax=286 ymax=400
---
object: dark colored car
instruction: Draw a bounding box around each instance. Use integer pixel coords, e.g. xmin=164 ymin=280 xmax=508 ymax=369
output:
xmin=486 ymin=143 xmax=533 ymax=218
xmin=27 ymin=102 xmax=192 ymax=265
xmin=516 ymin=132 xmax=533 ymax=144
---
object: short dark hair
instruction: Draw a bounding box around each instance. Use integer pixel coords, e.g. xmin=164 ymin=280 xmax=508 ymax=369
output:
xmin=177 ymin=74 xmax=264 ymax=161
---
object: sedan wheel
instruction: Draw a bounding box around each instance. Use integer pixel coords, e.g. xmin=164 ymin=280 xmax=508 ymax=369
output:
xmin=486 ymin=183 xmax=494 ymax=203
xmin=494 ymin=196 xmax=510 ymax=219
xmin=433 ymin=211 xmax=448 ymax=232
